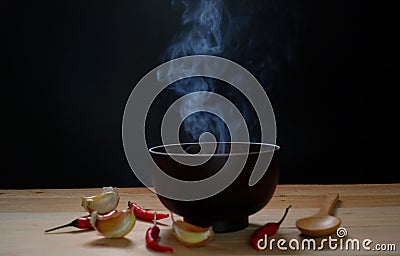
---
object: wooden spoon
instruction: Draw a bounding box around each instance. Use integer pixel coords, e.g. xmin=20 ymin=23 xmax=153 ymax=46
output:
xmin=295 ymin=193 xmax=341 ymax=237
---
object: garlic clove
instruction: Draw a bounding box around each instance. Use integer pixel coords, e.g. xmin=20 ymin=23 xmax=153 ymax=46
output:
xmin=172 ymin=220 xmax=214 ymax=247
xmin=82 ymin=188 xmax=120 ymax=214
xmin=102 ymin=186 xmax=116 ymax=193
xmin=90 ymin=209 xmax=136 ymax=238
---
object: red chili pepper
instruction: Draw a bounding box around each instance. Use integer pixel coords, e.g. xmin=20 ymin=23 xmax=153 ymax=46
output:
xmin=45 ymin=215 xmax=93 ymax=232
xmin=146 ymin=212 xmax=174 ymax=253
xmin=250 ymin=205 xmax=292 ymax=251
xmin=128 ymin=201 xmax=169 ymax=221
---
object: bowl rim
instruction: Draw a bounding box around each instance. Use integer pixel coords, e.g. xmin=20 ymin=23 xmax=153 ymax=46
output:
xmin=148 ymin=142 xmax=280 ymax=157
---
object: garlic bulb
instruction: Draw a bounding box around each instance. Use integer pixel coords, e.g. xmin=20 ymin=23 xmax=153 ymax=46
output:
xmin=82 ymin=187 xmax=120 ymax=214
xmin=171 ymin=214 xmax=214 ymax=247
xmin=90 ymin=209 xmax=136 ymax=238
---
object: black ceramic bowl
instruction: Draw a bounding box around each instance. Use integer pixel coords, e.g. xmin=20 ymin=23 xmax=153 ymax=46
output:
xmin=149 ymin=142 xmax=280 ymax=233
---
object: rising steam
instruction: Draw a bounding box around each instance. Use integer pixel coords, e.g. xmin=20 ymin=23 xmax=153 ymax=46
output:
xmin=161 ymin=0 xmax=303 ymax=145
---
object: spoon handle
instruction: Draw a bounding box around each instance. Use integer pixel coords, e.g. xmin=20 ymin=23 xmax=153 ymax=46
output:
xmin=318 ymin=193 xmax=339 ymax=216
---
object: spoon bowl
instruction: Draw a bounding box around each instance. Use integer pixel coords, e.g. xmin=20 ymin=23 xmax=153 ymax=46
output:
xmin=296 ymin=193 xmax=341 ymax=237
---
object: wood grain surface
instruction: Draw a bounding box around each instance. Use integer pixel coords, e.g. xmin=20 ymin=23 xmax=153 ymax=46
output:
xmin=1 ymin=184 xmax=399 ymax=255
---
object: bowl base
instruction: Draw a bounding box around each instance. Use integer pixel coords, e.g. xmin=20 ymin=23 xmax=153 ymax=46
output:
xmin=184 ymin=216 xmax=249 ymax=233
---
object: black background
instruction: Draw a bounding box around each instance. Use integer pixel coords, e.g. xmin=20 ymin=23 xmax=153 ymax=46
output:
xmin=3 ymin=0 xmax=397 ymax=188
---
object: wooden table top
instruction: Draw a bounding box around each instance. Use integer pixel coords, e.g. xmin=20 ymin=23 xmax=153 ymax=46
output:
xmin=0 ymin=184 xmax=399 ymax=255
